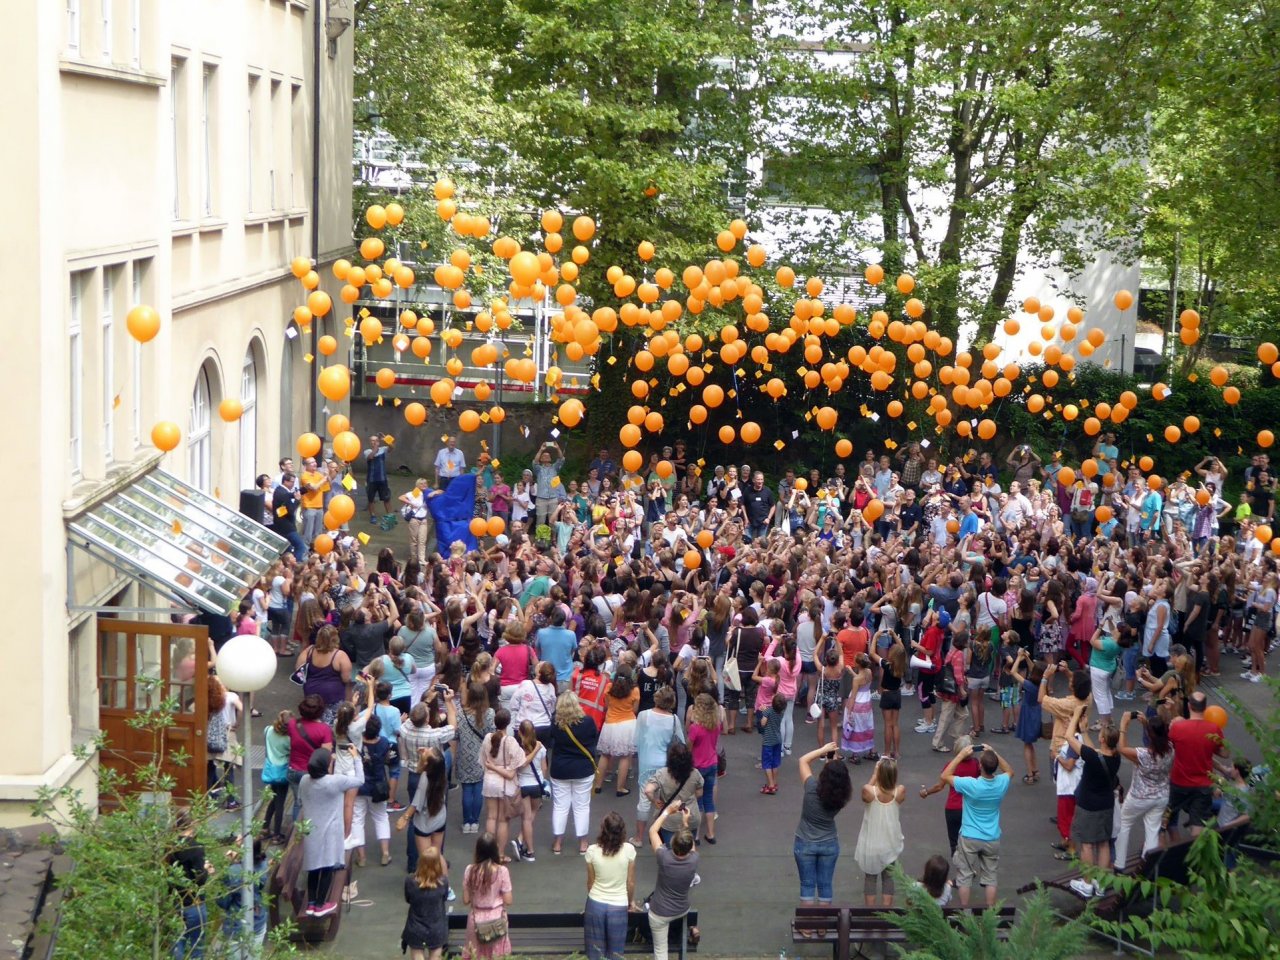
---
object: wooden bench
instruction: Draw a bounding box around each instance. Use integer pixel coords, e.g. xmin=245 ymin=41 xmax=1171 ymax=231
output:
xmin=445 ymin=909 xmax=698 ymax=958
xmin=791 ymin=905 xmax=1016 ymax=960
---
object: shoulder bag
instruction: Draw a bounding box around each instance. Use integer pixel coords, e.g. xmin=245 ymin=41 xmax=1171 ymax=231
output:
xmin=289 ymin=647 xmax=314 ymax=686
xmin=360 ymin=742 xmax=390 ymax=803
xmin=723 ymin=628 xmax=743 ymax=693
xmin=475 ymin=914 xmax=508 ymax=944
xmin=563 ymin=723 xmax=598 ymax=774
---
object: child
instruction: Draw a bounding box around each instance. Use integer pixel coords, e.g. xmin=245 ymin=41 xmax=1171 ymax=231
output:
xmin=751 ymin=656 xmax=782 ymax=733
xmin=919 ymin=854 xmax=953 ymax=906
xmin=1052 ymin=740 xmax=1082 ymax=859
xmin=759 ymin=693 xmax=785 ymax=794
xmin=401 ymin=846 xmax=450 ymax=960
xmin=1010 ymin=651 xmax=1043 ymax=782
xmin=995 ymin=632 xmax=1023 ymax=734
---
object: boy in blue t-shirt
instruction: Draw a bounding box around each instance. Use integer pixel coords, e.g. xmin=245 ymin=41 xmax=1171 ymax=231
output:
xmin=759 ymin=693 xmax=785 ymax=795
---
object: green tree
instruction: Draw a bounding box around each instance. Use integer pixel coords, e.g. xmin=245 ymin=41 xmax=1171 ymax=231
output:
xmin=34 ymin=681 xmax=295 ymax=960
xmin=758 ymin=0 xmax=1191 ymax=343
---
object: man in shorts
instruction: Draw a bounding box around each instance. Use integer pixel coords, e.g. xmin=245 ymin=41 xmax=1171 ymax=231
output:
xmin=1167 ymin=692 xmax=1228 ymax=840
xmin=941 ymin=742 xmax=1013 ymax=906
xmin=363 ymin=435 xmax=392 ymax=527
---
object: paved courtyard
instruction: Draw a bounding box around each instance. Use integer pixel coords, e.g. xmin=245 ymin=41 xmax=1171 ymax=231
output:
xmin=245 ymin=583 xmax=1266 ymax=959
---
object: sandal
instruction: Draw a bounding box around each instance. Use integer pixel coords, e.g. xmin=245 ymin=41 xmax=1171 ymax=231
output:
xmin=1054 ymin=851 xmax=1073 ymax=861
xmin=615 ymin=789 xmax=631 ymax=798
xmin=1022 ymin=773 xmax=1039 ymax=785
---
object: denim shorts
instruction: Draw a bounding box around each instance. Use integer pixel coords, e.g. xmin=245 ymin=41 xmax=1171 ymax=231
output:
xmin=761 ymin=743 xmax=782 ymax=771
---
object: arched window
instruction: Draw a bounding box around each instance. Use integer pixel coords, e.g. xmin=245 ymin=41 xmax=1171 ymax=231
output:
xmin=188 ymin=367 xmax=211 ymax=492
xmin=239 ymin=348 xmax=258 ymax=489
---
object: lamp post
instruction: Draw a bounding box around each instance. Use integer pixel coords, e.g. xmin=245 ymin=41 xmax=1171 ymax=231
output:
xmin=216 ymin=633 xmax=278 ymax=958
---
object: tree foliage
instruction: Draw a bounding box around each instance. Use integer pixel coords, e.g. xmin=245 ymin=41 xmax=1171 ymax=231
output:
xmin=34 ymin=683 xmax=295 ymax=960
xmin=757 ymin=0 xmax=1188 ymax=344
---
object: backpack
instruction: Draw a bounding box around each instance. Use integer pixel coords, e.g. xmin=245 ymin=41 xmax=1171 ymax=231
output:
xmin=206 ymin=708 xmax=229 ymax=753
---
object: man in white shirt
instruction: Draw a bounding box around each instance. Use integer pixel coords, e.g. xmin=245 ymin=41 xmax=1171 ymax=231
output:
xmin=975 ymin=576 xmax=1010 ymax=635
xmin=433 ymin=436 xmax=466 ymax=489
xmin=660 ymin=512 xmax=688 ymax=550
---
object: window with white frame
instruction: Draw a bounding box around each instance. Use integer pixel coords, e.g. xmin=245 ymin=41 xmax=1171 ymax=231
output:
xmin=201 ymin=65 xmax=216 ymax=217
xmin=239 ymin=349 xmax=258 ymax=489
xmin=171 ymin=59 xmax=183 ymax=218
xmin=269 ymin=78 xmax=282 ymax=209
xmin=188 ymin=367 xmax=211 ymax=492
xmin=101 ymin=0 xmax=112 ymax=62
xmin=130 ymin=0 xmax=141 ymax=67
xmin=69 ymin=274 xmax=85 ymax=477
xmin=101 ymin=266 xmax=117 ymax=464
xmin=67 ymin=0 xmax=80 ymax=53
xmin=290 ymin=83 xmax=302 ymax=208
xmin=246 ymin=75 xmax=257 ymax=213
xmin=130 ymin=262 xmax=146 ymax=447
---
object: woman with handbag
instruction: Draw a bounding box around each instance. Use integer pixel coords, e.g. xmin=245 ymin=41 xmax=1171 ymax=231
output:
xmin=462 ymin=833 xmax=513 ymax=959
xmin=297 ymin=625 xmax=352 ymax=726
xmin=458 ymin=681 xmax=497 ymax=834
xmin=510 ymin=661 xmax=559 ymax=751
xmin=687 ymin=693 xmax=722 ymax=844
xmin=641 ymin=740 xmax=703 ymax=848
xmin=299 ymin=746 xmax=365 ymax=918
xmin=348 ymin=713 xmax=392 ymax=869
xmin=549 ymin=691 xmax=599 ymax=856
xmin=583 ymin=811 xmax=638 ymax=960
xmin=481 ymin=709 xmax=526 ymax=863
xmin=261 ymin=710 xmax=293 ymax=845
xmin=511 ymin=720 xmax=548 ymax=862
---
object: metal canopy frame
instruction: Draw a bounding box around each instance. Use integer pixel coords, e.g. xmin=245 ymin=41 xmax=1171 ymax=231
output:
xmin=66 ymin=469 xmax=287 ymax=616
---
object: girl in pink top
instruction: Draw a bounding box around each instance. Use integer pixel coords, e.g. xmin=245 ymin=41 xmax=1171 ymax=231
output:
xmin=764 ymin=635 xmax=803 ymax=755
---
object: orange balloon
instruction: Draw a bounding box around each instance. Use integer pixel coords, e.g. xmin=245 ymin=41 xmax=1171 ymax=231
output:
xmin=620 ymin=424 xmax=642 ymax=448
xmin=313 ymin=533 xmax=335 ymax=555
xmin=1183 ymin=415 xmax=1200 ymax=434
xmin=470 ymin=517 xmax=488 ymax=538
xmin=150 ymin=421 xmax=181 ymax=452
xmin=684 ymin=550 xmax=702 ymax=570
xmin=1147 ymin=475 xmax=1164 ymax=492
xmin=297 ymin=432 xmax=322 ymax=457
xmin=1255 ymin=524 xmax=1273 ymax=545
xmin=1095 ymin=505 xmax=1113 ymax=524
xmin=1223 ymin=385 xmax=1241 ymax=405
xmin=1081 ymin=458 xmax=1099 ymax=478
xmin=1258 ymin=342 xmax=1279 ymax=365
xmin=835 ymin=438 xmax=853 ymax=458
xmin=740 ymin=422 xmax=762 ymax=444
xmin=718 ymin=425 xmax=736 ymax=444
xmin=703 ymin=384 xmax=725 ymax=408
xmin=697 ymin=530 xmax=714 ymax=549
xmin=689 ymin=404 xmax=708 ymax=425
xmin=1083 ymin=417 xmax=1101 ymax=436
xmin=329 ymin=494 xmax=356 ymax=524
xmin=863 ymin=499 xmax=885 ymax=522
xmin=332 ymin=431 xmax=361 ymax=462
xmin=622 ymin=450 xmax=643 ymax=473
xmin=404 ymin=402 xmax=427 ymax=426
xmin=218 ymin=398 xmax=243 ymax=422
xmin=1056 ymin=467 xmax=1076 ymax=487
xmin=816 ymin=407 xmax=838 ymax=431
xmin=1164 ymin=425 xmax=1181 ymax=444
xmin=1259 ymin=430 xmax=1275 ymax=448
xmin=1114 ymin=289 xmax=1134 ymax=310
xmin=864 ymin=264 xmax=884 ymax=285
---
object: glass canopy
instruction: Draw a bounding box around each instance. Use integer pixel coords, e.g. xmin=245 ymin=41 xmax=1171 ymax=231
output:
xmin=68 ymin=470 xmax=288 ymax=614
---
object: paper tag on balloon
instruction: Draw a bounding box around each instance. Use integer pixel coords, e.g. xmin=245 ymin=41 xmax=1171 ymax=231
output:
xmin=774 ymin=440 xmax=785 ymax=450
xmin=277 ymin=506 xmax=289 ymax=517
xmin=357 ymin=532 xmax=370 ymax=545
xmin=342 ymin=474 xmax=356 ymax=491
xmin=286 ymin=327 xmax=299 ymax=340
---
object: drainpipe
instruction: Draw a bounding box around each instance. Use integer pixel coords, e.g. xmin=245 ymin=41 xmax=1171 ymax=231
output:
xmin=309 ymin=1 xmax=323 ymax=431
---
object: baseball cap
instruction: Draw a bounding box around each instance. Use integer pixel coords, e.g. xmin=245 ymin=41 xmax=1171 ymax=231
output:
xmin=938 ymin=609 xmax=952 ymax=628
xmin=717 ymin=546 xmax=736 ymax=559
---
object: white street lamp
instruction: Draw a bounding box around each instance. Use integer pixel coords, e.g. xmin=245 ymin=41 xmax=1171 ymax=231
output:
xmin=216 ymin=633 xmax=277 ymax=958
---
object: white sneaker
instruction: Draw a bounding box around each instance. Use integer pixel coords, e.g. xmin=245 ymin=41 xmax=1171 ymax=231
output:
xmin=1247 ymin=672 xmax=1264 ymax=683
xmin=1241 ymin=670 xmax=1256 ymax=680
xmin=870 ymin=691 xmax=881 ymax=701
xmin=914 ymin=720 xmax=930 ymax=732
xmin=902 ymin=684 xmax=916 ymax=697
xmin=690 ymin=873 xmax=701 ymax=887
xmin=447 ymin=886 xmax=456 ymax=902
xmin=1068 ymin=878 xmax=1096 ymax=898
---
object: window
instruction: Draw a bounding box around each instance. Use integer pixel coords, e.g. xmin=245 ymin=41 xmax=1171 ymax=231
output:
xmin=170 ymin=59 xmax=184 ymax=218
xmin=269 ymin=79 xmax=282 ymax=209
xmin=246 ymin=75 xmax=258 ymax=213
xmin=101 ymin=0 xmax=112 ymax=62
xmin=102 ymin=267 xmax=118 ymax=464
xmin=188 ymin=367 xmax=211 ymax=493
xmin=290 ymin=83 xmax=303 ymax=208
xmin=70 ymin=274 xmax=85 ymax=477
xmin=130 ymin=0 xmax=141 ymax=66
xmin=201 ymin=65 xmax=216 ymax=217
xmin=67 ymin=0 xmax=80 ymax=53
xmin=130 ymin=261 xmax=147 ymax=447
xmin=239 ymin=349 xmax=258 ymax=489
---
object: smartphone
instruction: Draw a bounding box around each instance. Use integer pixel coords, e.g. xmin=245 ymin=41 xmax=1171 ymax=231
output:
xmin=1130 ymin=711 xmax=1141 ymax=720
xmin=971 ymin=745 xmax=985 ymax=753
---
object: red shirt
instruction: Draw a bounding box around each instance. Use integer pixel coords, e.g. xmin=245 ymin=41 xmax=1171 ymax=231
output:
xmin=945 ymin=757 xmax=981 ymax=810
xmin=572 ymin=667 xmax=609 ymax=731
xmin=287 ymin=718 xmax=333 ymax=771
xmin=918 ymin=625 xmax=944 ymax=674
xmin=1169 ymin=718 xmax=1221 ymax=788
xmin=837 ymin=626 xmax=869 ymax=665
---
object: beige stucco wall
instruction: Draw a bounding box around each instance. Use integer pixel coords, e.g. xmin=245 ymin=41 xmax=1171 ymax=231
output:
xmin=0 ymin=0 xmax=352 ymax=823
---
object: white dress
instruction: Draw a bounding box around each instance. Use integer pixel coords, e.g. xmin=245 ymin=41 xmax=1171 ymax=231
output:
xmin=853 ymin=792 xmax=904 ymax=876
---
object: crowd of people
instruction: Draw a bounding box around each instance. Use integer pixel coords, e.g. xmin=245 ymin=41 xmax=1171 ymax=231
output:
xmin=204 ymin=433 xmax=1276 ymax=959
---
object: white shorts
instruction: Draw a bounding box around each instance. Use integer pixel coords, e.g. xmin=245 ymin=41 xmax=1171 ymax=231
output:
xmin=1090 ymin=666 xmax=1115 ymax=717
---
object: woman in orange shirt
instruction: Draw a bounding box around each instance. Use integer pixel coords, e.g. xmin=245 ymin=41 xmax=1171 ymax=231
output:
xmin=593 ymin=671 xmax=640 ymax=797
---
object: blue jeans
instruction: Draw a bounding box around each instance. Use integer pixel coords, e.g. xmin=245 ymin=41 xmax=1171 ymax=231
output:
xmin=461 ymin=781 xmax=484 ymax=825
xmin=747 ymin=522 xmax=769 ymax=542
xmin=285 ymin=531 xmax=306 ymax=561
xmin=794 ymin=837 xmax=840 ymax=902
xmin=584 ymin=897 xmax=629 ymax=960
xmin=173 ymin=903 xmax=207 ymax=959
xmin=696 ymin=764 xmax=717 ymax=814
xmin=1122 ymin=644 xmax=1141 ymax=681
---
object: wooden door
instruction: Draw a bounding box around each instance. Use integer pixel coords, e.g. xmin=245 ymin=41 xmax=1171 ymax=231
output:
xmin=98 ymin=619 xmax=209 ymax=801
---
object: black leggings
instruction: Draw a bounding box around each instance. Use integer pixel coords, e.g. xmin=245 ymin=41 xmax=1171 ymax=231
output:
xmin=945 ymin=807 xmax=962 ymax=855
xmin=264 ymin=782 xmax=288 ymax=837
xmin=307 ymin=866 xmax=336 ymax=906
